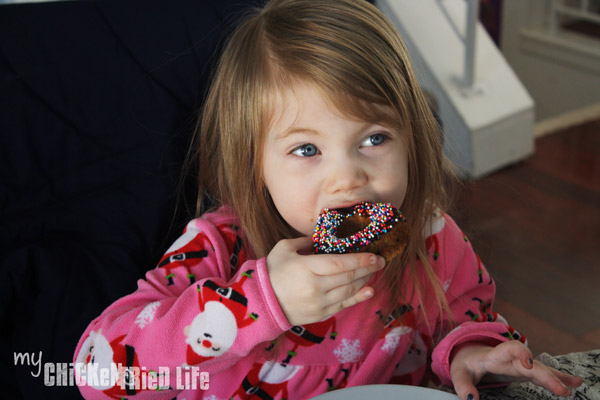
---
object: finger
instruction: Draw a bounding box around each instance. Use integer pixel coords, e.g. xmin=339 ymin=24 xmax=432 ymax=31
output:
xmin=450 ymin=366 xmax=480 ymax=400
xmin=311 ymin=252 xmax=385 ymax=276
xmin=549 ymin=367 xmax=583 ymax=389
xmin=507 ymin=342 xmax=534 ymax=370
xmin=486 ymin=341 xmax=533 ymax=372
xmin=491 ymin=343 xmax=568 ymax=395
xmin=325 ymin=275 xmax=372 ymax=304
xmin=528 ymin=362 xmax=573 ymax=397
xmin=320 ymin=256 xmax=384 ymax=290
xmin=322 ymin=282 xmax=374 ymax=316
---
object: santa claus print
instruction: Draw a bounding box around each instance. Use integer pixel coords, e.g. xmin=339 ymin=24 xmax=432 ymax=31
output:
xmin=377 ymin=304 xmax=417 ymax=354
xmin=75 ymin=330 xmax=119 ymax=391
xmin=232 ymin=361 xmax=302 ymax=400
xmin=424 ymin=211 xmax=445 ymax=261
xmin=217 ymin=223 xmax=248 ymax=275
xmin=389 ymin=332 xmax=432 ymax=385
xmin=475 ymin=253 xmax=493 ymax=285
xmin=465 ymin=296 xmax=503 ymax=323
xmin=158 ymin=225 xmax=209 ymax=286
xmin=377 ymin=305 xmax=416 ymax=336
xmin=325 ymin=368 xmax=350 ymax=392
xmin=281 ymin=316 xmax=337 ymax=364
xmin=75 ymin=331 xmax=158 ymax=399
xmin=501 ymin=326 xmax=528 ymax=345
xmin=185 ymin=270 xmax=258 ymax=365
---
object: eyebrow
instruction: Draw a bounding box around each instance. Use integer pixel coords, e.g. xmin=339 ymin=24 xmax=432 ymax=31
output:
xmin=275 ymin=121 xmax=392 ymax=141
xmin=276 ymin=126 xmax=321 ymax=140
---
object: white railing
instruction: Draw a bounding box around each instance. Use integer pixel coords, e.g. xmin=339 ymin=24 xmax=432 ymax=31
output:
xmin=463 ymin=0 xmax=479 ymax=89
xmin=435 ymin=0 xmax=480 ymax=90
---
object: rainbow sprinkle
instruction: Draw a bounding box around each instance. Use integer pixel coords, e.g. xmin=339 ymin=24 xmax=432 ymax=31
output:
xmin=312 ymin=202 xmax=404 ymax=254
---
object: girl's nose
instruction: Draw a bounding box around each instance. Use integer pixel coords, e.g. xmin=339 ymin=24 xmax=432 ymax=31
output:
xmin=325 ymin=156 xmax=368 ymax=194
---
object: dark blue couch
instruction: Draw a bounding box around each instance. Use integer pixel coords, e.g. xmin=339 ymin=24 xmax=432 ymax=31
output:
xmin=0 ymin=0 xmax=260 ymax=398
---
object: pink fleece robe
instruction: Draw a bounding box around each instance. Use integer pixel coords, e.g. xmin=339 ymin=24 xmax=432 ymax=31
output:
xmin=73 ymin=206 xmax=525 ymax=399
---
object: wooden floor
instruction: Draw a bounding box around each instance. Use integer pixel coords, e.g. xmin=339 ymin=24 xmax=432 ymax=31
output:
xmin=451 ymin=119 xmax=600 ymax=357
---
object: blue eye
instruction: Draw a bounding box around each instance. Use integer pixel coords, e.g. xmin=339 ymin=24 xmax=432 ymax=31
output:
xmin=362 ymin=133 xmax=386 ymax=147
xmin=292 ymin=143 xmax=319 ymax=157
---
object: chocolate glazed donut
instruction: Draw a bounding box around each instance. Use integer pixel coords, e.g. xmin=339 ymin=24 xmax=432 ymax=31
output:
xmin=312 ymin=202 xmax=409 ymax=264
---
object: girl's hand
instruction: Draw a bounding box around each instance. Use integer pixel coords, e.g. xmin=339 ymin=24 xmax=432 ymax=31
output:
xmin=267 ymin=237 xmax=385 ymax=326
xmin=450 ymin=341 xmax=584 ymax=400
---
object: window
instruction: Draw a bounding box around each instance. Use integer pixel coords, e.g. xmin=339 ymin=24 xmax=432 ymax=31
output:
xmin=549 ymin=0 xmax=600 ymax=40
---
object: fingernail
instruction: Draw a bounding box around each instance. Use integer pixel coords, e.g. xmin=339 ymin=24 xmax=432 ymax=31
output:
xmin=377 ymin=256 xmax=385 ymax=268
xmin=364 ymin=289 xmax=373 ymax=298
xmin=467 ymin=394 xmax=474 ymax=400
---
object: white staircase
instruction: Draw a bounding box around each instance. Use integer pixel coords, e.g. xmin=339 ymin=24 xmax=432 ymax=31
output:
xmin=376 ymin=0 xmax=535 ymax=178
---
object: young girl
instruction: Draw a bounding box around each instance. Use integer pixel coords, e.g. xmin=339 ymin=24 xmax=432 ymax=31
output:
xmin=74 ymin=1 xmax=582 ymax=399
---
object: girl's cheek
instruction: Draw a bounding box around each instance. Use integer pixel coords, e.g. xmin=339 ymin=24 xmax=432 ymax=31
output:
xmin=362 ymin=141 xmax=393 ymax=156
xmin=287 ymin=155 xmax=320 ymax=171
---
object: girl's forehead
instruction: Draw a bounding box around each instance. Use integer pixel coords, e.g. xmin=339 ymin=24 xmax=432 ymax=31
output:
xmin=266 ymin=82 xmax=326 ymax=136
xmin=267 ymin=79 xmax=397 ymax=129
xmin=267 ymin=83 xmax=357 ymax=138
xmin=269 ymin=81 xmax=334 ymax=117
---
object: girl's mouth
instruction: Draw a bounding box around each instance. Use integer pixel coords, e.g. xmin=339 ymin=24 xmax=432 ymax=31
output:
xmin=329 ymin=201 xmax=370 ymax=213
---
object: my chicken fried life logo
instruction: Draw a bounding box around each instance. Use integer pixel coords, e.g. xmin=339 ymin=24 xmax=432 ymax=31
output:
xmin=13 ymin=351 xmax=209 ymax=391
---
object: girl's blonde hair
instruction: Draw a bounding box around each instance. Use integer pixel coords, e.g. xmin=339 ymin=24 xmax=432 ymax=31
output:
xmin=188 ymin=0 xmax=455 ymax=321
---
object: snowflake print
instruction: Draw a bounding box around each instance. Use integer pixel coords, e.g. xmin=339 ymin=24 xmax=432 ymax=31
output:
xmin=135 ymin=301 xmax=161 ymax=328
xmin=333 ymin=338 xmax=364 ymax=363
xmin=442 ymin=278 xmax=452 ymax=293
xmin=381 ymin=332 xmax=400 ymax=354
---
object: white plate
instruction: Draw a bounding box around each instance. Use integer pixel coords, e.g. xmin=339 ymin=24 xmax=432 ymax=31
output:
xmin=310 ymin=384 xmax=460 ymax=400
